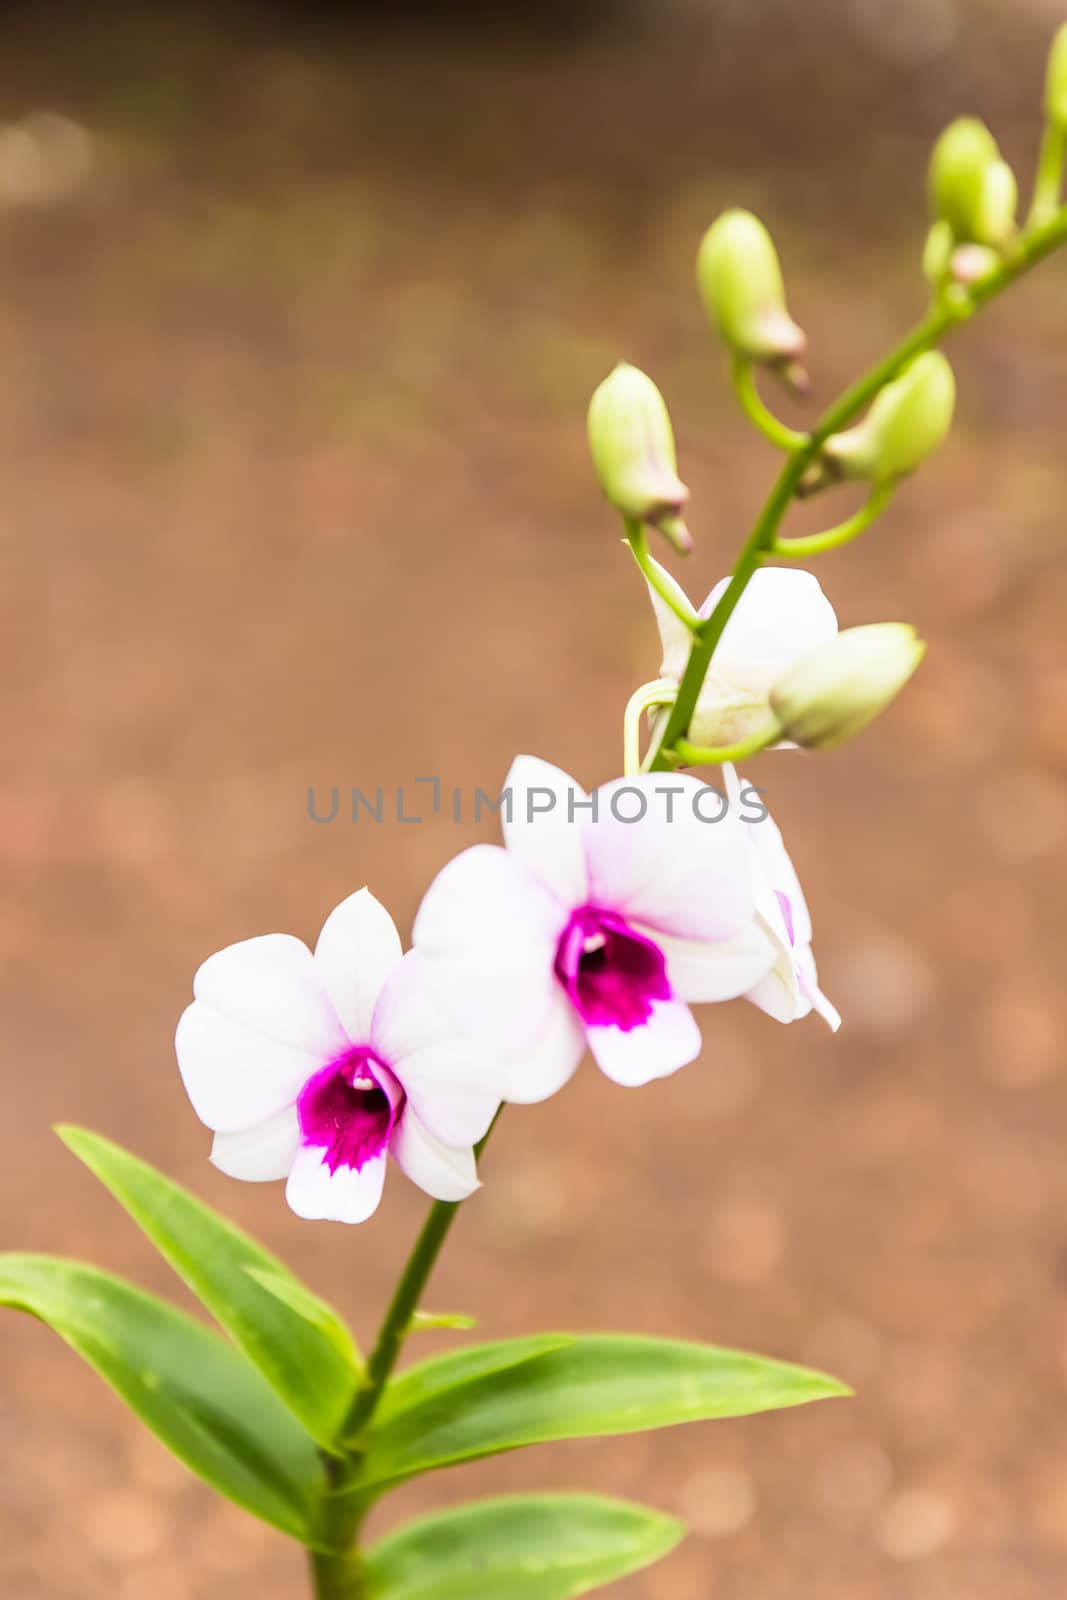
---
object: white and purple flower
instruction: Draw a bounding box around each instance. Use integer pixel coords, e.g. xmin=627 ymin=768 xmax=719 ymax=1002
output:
xmin=725 ymin=766 xmax=840 ymax=1030
xmin=413 ymin=756 xmax=776 ymax=1102
xmin=175 ymin=889 xmax=499 ymax=1223
xmin=646 ymin=561 xmax=838 ymax=748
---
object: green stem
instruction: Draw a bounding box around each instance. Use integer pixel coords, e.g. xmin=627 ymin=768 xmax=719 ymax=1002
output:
xmin=623 ymin=678 xmax=679 ymax=776
xmin=343 ymin=1195 xmax=468 ymax=1446
xmin=648 ymin=202 xmax=1067 ymax=772
xmin=625 ymin=521 xmax=699 ymax=628
xmin=308 ymin=1116 xmax=501 ymax=1598
xmin=772 ymin=482 xmax=896 ymax=558
xmin=731 ymin=356 xmax=809 ymax=451
xmin=309 ymin=1540 xmax=364 ymax=1600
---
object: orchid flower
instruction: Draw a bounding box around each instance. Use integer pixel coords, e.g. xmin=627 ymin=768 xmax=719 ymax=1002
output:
xmin=645 ymin=560 xmax=838 ymax=748
xmin=175 ymin=889 xmax=499 ymax=1223
xmin=725 ymin=765 xmax=840 ymax=1030
xmin=413 ymin=756 xmax=775 ymax=1102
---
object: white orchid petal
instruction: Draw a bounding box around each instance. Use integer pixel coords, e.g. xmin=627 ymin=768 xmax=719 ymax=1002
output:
xmin=193 ymin=933 xmax=347 ymax=1057
xmin=583 ymin=774 xmax=754 ymax=942
xmin=746 ymin=954 xmax=806 ymax=1023
xmin=371 ymin=951 xmax=499 ymax=1146
xmin=655 ymin=924 xmax=776 ymax=1003
xmin=503 ymin=989 xmax=587 ymax=1105
xmin=175 ymin=1002 xmax=318 ymax=1133
xmin=501 ymin=755 xmax=589 ymax=907
xmin=796 ymin=948 xmax=842 ymax=1032
xmin=586 ymin=998 xmax=702 ymax=1087
xmin=314 ymin=888 xmax=403 ymax=1043
xmin=413 ymin=844 xmax=565 ymax=1057
xmin=703 ymin=567 xmax=838 ymax=670
xmin=209 ymin=1106 xmax=301 ymax=1182
xmin=688 ymin=569 xmax=838 ymax=747
xmin=809 ymin=982 xmax=842 ymax=1031
xmin=285 ymin=1146 xmax=387 ymax=1224
xmin=645 ymin=557 xmax=697 ymax=681
xmin=390 ymin=1110 xmax=479 ymax=1202
xmin=727 ymin=766 xmax=814 ymax=949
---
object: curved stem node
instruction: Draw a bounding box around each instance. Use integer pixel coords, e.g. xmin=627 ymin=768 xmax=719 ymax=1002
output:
xmin=624 ymin=678 xmax=679 ymax=776
xmin=731 ymin=357 xmax=809 ymax=452
xmin=671 ymin=717 xmax=783 ymax=767
xmin=772 ymin=482 xmax=897 ymax=558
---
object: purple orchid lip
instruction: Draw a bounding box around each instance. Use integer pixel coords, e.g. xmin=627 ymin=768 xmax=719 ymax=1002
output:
xmin=297 ymin=1046 xmax=402 ymax=1174
xmin=553 ymin=905 xmax=671 ymax=1032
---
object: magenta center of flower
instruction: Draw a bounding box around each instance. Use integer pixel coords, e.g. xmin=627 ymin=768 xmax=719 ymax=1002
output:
xmin=296 ymin=1046 xmax=401 ymax=1175
xmin=553 ymin=906 xmax=671 ymax=1031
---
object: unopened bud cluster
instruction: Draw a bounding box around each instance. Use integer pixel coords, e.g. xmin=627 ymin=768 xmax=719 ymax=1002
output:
xmin=584 ymin=26 xmax=1067 ymax=766
xmin=925 ymin=117 xmax=1019 ymax=288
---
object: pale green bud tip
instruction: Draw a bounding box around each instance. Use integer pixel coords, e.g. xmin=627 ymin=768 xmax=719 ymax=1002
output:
xmin=929 ymin=117 xmax=1016 ymax=246
xmin=587 ymin=363 xmax=690 ymax=540
xmin=823 ymin=351 xmax=956 ymax=486
xmin=696 ymin=209 xmax=806 ymax=365
xmin=769 ymin=624 xmax=925 ymax=751
xmin=1046 ymin=23 xmax=1067 ymax=130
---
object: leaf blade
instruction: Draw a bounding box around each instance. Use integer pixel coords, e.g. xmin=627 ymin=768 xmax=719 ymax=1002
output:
xmin=364 ymin=1493 xmax=684 ymax=1600
xmin=364 ymin=1333 xmax=848 ymax=1489
xmin=373 ymin=1334 xmax=577 ymax=1427
xmin=58 ymin=1125 xmax=359 ymax=1449
xmin=0 ymin=1253 xmax=328 ymax=1544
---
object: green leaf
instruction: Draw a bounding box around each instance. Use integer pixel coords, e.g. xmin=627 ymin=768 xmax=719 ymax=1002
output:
xmin=375 ymin=1334 xmax=577 ymax=1426
xmin=408 ymin=1311 xmax=478 ymax=1333
xmin=0 ymin=1254 xmax=329 ymax=1545
xmin=57 ymin=1126 xmax=359 ymax=1450
xmin=363 ymin=1494 xmax=684 ymax=1600
xmin=364 ymin=1334 xmax=848 ymax=1491
xmin=244 ymin=1266 xmax=361 ymax=1367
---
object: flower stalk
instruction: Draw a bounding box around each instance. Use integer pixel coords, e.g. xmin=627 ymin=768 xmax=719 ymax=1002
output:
xmin=309 ymin=1113 xmax=501 ymax=1598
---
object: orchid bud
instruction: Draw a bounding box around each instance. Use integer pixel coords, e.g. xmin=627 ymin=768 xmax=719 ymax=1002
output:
xmin=587 ymin=363 xmax=691 ymax=551
xmin=769 ymin=624 xmax=925 ymax=751
xmin=928 ymin=117 xmax=1017 ymax=247
xmin=822 ymin=351 xmax=955 ymax=486
xmin=696 ymin=210 xmax=807 ymax=369
xmin=1046 ymin=23 xmax=1067 ymax=131
xmin=922 ymin=219 xmax=954 ymax=286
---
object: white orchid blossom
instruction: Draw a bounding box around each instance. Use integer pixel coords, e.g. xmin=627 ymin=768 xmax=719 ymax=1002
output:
xmin=725 ymin=765 xmax=840 ymax=1030
xmin=413 ymin=756 xmax=776 ymax=1103
xmin=645 ymin=559 xmax=838 ymax=749
xmin=175 ymin=889 xmax=499 ymax=1224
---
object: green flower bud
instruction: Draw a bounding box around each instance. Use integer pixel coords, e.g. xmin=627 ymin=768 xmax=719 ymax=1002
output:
xmin=695 ymin=210 xmax=806 ymax=367
xmin=822 ymin=351 xmax=956 ymax=486
xmin=922 ymin=219 xmax=954 ymax=286
xmin=928 ymin=117 xmax=1016 ymax=247
xmin=769 ymin=624 xmax=925 ymax=751
xmin=587 ymin=363 xmax=691 ymax=551
xmin=1046 ymin=22 xmax=1067 ymax=131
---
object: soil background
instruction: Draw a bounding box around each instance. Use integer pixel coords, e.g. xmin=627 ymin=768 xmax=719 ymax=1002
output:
xmin=4 ymin=1 xmax=1067 ymax=1595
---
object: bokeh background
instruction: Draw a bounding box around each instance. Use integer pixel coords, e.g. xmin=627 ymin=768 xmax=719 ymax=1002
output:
xmin=4 ymin=0 xmax=1067 ymax=1595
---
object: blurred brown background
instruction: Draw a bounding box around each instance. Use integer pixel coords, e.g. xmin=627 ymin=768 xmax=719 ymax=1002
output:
xmin=3 ymin=0 xmax=1067 ymax=1595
